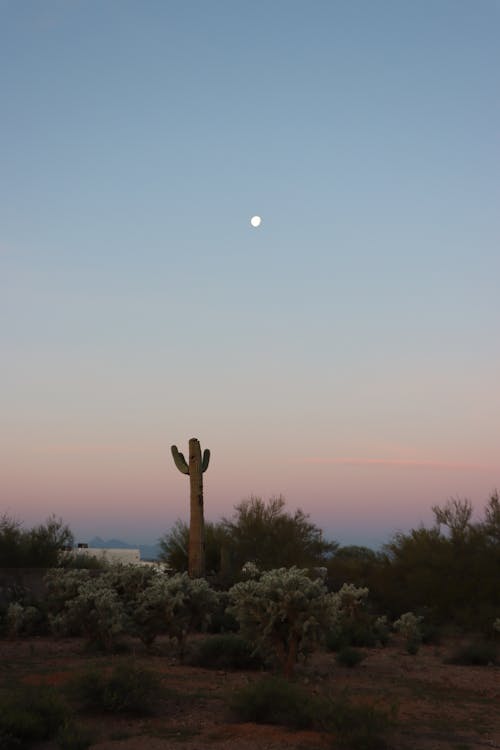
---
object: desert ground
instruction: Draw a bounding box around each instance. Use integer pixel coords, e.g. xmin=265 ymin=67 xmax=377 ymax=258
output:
xmin=1 ymin=634 xmax=499 ymax=750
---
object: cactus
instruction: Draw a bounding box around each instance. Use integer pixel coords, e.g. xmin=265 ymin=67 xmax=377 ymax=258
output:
xmin=171 ymin=438 xmax=210 ymax=578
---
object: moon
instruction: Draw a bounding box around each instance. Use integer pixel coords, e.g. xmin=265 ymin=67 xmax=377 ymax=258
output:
xmin=250 ymin=215 xmax=262 ymax=228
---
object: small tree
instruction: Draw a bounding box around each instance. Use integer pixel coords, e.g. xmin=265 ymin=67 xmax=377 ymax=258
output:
xmin=158 ymin=519 xmax=229 ymax=577
xmin=222 ymin=496 xmax=337 ymax=573
xmin=0 ymin=514 xmax=73 ymax=567
xmin=228 ymin=567 xmax=340 ymax=678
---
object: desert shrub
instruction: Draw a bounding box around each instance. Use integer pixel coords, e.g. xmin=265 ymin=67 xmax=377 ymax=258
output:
xmin=188 ymin=634 xmax=263 ymax=670
xmin=326 ymin=621 xmax=378 ymax=651
xmin=373 ymin=615 xmax=391 ymax=646
xmin=74 ymin=662 xmax=162 ymax=715
xmin=0 ymin=514 xmax=73 ymax=568
xmin=335 ymin=646 xmax=365 ymax=668
xmin=228 ymin=676 xmax=317 ymax=729
xmin=45 ymin=569 xmax=93 ymax=636
xmin=56 ymin=721 xmax=94 ymax=750
xmin=45 ymin=566 xmax=217 ymax=652
xmin=59 ymin=553 xmax=108 ymax=570
xmin=0 ymin=685 xmax=69 ymax=743
xmin=446 ymin=639 xmax=498 ymax=666
xmin=130 ymin=575 xmax=175 ymax=647
xmin=5 ymin=602 xmax=41 ymax=638
xmin=206 ymin=591 xmax=239 ymax=633
xmin=379 ymin=495 xmax=500 ymax=631
xmin=160 ymin=573 xmax=218 ymax=656
xmin=393 ymin=612 xmax=423 ymax=654
xmin=228 ymin=567 xmax=341 ymax=677
xmin=60 ymin=579 xmax=126 ymax=650
xmin=323 ymin=692 xmax=393 ymax=750
xmin=325 ymin=584 xmax=382 ymax=651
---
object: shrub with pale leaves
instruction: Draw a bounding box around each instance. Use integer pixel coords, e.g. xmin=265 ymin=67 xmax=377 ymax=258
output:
xmin=228 ymin=566 xmax=341 ymax=677
xmin=50 ymin=577 xmax=126 ymax=649
xmin=336 ymin=583 xmax=369 ymax=617
xmin=161 ymin=573 xmax=218 ymax=656
xmin=5 ymin=602 xmax=40 ymax=637
xmin=393 ymin=611 xmax=423 ymax=654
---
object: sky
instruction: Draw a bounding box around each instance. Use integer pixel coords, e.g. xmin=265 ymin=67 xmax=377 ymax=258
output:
xmin=1 ymin=0 xmax=499 ymax=550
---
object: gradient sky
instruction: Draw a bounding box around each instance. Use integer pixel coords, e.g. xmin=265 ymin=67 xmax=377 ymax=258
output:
xmin=1 ymin=0 xmax=499 ymax=549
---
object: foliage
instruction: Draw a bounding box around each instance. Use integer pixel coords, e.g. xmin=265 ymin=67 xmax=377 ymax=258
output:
xmin=155 ymin=572 xmax=218 ymax=656
xmin=159 ymin=496 xmax=337 ymax=583
xmin=221 ymin=496 xmax=337 ymax=575
xmin=446 ymin=639 xmax=498 ymax=666
xmin=74 ymin=662 xmax=162 ymax=715
xmin=228 ymin=566 xmax=340 ymax=677
xmin=229 ymin=678 xmax=393 ymax=748
xmin=393 ymin=612 xmax=423 ymax=654
xmin=0 ymin=514 xmax=73 ymax=568
xmin=205 ymin=590 xmax=239 ymax=633
xmin=0 ymin=685 xmax=69 ymax=743
xmin=327 ymin=545 xmax=384 ymax=593
xmin=228 ymin=676 xmax=317 ymax=729
xmin=45 ymin=569 xmax=92 ymax=636
xmin=378 ymin=494 xmax=500 ymax=631
xmin=325 ymin=584 xmax=382 ymax=651
xmin=52 ymin=577 xmax=126 ymax=650
xmin=45 ymin=566 xmax=217 ymax=652
xmin=323 ymin=692 xmax=393 ymax=750
xmin=5 ymin=602 xmax=40 ymax=638
xmin=188 ymin=633 xmax=263 ymax=670
xmin=158 ymin=519 xmax=228 ymax=576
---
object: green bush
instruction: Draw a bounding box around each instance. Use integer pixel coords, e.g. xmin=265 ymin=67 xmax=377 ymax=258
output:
xmin=228 ymin=676 xmax=317 ymax=729
xmin=335 ymin=647 xmax=365 ymax=668
xmin=74 ymin=662 xmax=162 ymax=715
xmin=0 ymin=685 xmax=69 ymax=743
xmin=188 ymin=634 xmax=263 ymax=670
xmin=446 ymin=640 xmax=498 ymax=666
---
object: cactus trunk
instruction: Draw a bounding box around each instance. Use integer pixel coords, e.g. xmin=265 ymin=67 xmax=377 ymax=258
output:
xmin=171 ymin=437 xmax=210 ymax=578
xmin=188 ymin=438 xmax=205 ymax=578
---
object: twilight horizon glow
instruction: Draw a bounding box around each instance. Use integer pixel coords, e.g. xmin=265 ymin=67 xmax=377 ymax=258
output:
xmin=1 ymin=1 xmax=499 ymax=550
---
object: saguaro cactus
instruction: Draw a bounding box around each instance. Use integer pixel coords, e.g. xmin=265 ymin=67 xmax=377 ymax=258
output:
xmin=171 ymin=438 xmax=210 ymax=578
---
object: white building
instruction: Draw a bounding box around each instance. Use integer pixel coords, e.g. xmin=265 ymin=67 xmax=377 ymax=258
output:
xmin=68 ymin=544 xmax=141 ymax=565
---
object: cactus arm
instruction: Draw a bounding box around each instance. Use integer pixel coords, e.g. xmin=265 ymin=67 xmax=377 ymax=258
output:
xmin=171 ymin=445 xmax=189 ymax=474
xmin=202 ymin=448 xmax=210 ymax=473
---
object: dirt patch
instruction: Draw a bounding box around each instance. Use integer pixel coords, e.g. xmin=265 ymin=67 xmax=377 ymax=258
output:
xmin=1 ymin=635 xmax=499 ymax=749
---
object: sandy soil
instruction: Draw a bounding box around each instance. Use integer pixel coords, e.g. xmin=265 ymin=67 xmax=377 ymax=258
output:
xmin=1 ymin=635 xmax=499 ymax=750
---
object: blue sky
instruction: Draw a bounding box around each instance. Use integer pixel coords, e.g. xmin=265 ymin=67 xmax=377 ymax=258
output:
xmin=1 ymin=0 xmax=499 ymax=548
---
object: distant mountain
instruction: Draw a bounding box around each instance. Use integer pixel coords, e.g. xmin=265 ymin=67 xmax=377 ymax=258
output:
xmin=86 ymin=537 xmax=160 ymax=561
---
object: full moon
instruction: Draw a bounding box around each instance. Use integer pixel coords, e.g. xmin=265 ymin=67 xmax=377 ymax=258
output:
xmin=250 ymin=215 xmax=262 ymax=228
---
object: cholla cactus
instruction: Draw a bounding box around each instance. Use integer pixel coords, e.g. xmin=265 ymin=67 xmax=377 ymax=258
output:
xmin=393 ymin=611 xmax=423 ymax=654
xmin=336 ymin=583 xmax=369 ymax=618
xmin=241 ymin=561 xmax=260 ymax=578
xmin=49 ymin=576 xmax=126 ymax=649
xmin=228 ymin=566 xmax=341 ymax=678
xmin=5 ymin=602 xmax=39 ymax=638
xmin=171 ymin=438 xmax=210 ymax=578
